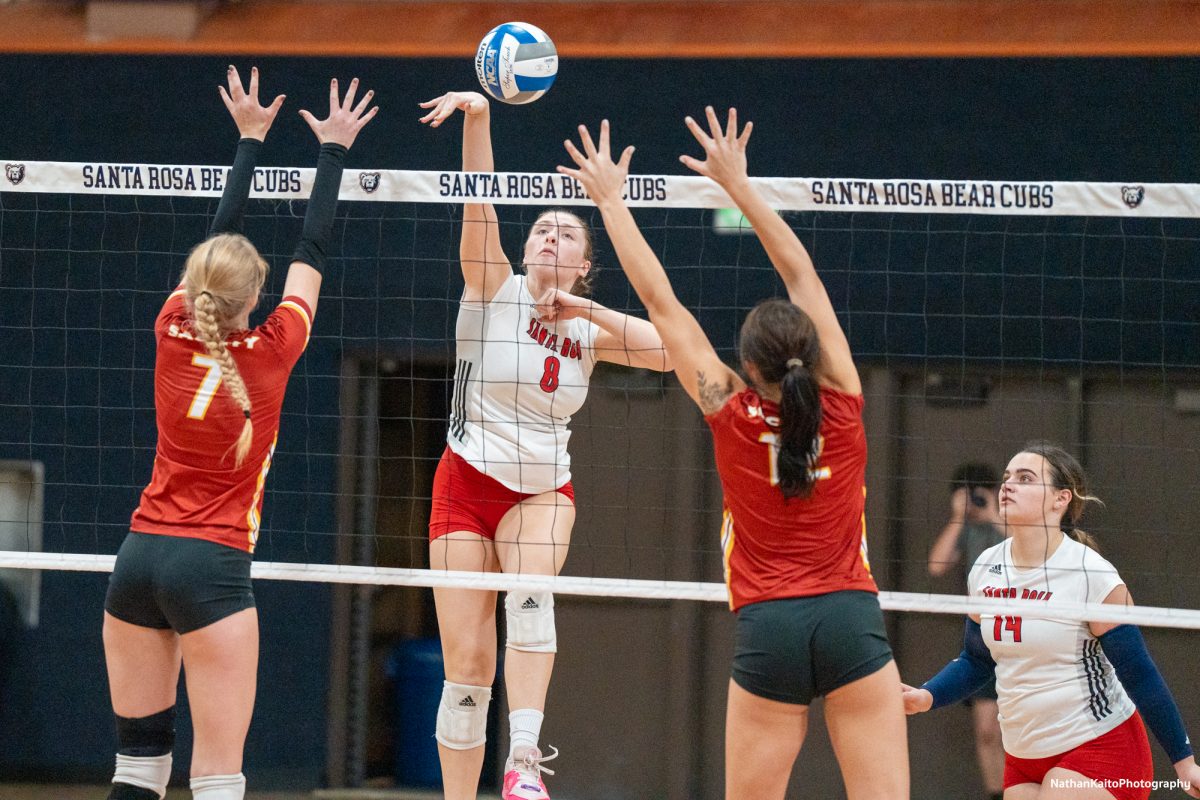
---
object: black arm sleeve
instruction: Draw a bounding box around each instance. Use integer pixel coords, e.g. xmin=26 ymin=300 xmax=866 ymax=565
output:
xmin=290 ymin=142 xmax=348 ymax=275
xmin=209 ymin=138 xmax=262 ymax=236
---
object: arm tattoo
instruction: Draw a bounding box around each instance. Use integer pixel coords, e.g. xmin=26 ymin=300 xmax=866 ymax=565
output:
xmin=697 ymin=369 xmax=734 ymax=415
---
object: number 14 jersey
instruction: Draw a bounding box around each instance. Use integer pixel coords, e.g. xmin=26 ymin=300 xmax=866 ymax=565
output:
xmin=968 ymin=535 xmax=1134 ymax=758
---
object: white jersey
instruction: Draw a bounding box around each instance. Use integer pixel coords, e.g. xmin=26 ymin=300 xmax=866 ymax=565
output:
xmin=968 ymin=536 xmax=1134 ymax=759
xmin=447 ymin=273 xmax=600 ymax=494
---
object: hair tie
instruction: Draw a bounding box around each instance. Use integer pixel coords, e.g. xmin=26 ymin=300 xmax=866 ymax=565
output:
xmin=198 ymin=290 xmax=213 ymax=299
xmin=786 ymin=358 xmax=804 ymax=370
xmin=243 ymin=409 xmax=252 ymax=420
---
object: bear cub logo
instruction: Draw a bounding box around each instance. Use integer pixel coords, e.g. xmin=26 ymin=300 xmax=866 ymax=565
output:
xmin=359 ymin=172 xmax=381 ymax=193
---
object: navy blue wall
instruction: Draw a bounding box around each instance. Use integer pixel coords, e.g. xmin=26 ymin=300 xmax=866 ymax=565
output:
xmin=1 ymin=54 xmax=1199 ymax=787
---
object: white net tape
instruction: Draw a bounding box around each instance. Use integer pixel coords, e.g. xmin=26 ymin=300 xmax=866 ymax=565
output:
xmin=3 ymin=160 xmax=1194 ymax=216
xmin=2 ymin=551 xmax=1197 ymax=629
xmin=3 ymin=163 xmax=1197 ymax=632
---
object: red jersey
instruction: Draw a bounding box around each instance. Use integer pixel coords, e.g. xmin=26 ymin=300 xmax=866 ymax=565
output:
xmin=129 ymin=288 xmax=313 ymax=553
xmin=705 ymin=386 xmax=876 ymax=611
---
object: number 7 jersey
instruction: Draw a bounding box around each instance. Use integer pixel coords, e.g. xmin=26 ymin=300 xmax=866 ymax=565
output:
xmin=130 ymin=288 xmax=313 ymax=553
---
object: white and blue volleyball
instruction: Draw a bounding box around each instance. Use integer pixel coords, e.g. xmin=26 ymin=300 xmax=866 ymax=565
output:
xmin=475 ymin=22 xmax=558 ymax=105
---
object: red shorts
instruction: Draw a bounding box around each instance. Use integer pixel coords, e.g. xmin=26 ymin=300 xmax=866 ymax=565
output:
xmin=1003 ymin=712 xmax=1153 ymax=800
xmin=428 ymin=446 xmax=575 ymax=541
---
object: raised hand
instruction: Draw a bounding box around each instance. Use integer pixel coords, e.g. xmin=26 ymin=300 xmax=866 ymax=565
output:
xmin=418 ymin=91 xmax=489 ymax=127
xmin=899 ymin=683 xmax=933 ymax=715
xmin=534 ymin=287 xmax=593 ymax=324
xmin=299 ymin=78 xmax=379 ymax=149
xmin=218 ymin=65 xmax=286 ymax=141
xmin=557 ymin=120 xmax=635 ymax=207
xmin=680 ymin=106 xmax=753 ymax=189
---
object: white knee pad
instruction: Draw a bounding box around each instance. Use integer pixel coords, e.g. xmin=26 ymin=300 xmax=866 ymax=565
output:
xmin=436 ymin=681 xmax=492 ymax=750
xmin=113 ymin=753 xmax=173 ymax=799
xmin=505 ymin=591 xmax=557 ymax=653
xmin=190 ymin=773 xmax=245 ymax=800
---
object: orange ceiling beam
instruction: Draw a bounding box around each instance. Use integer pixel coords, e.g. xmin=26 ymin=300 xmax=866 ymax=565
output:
xmin=3 ymin=1 xmax=1200 ymax=57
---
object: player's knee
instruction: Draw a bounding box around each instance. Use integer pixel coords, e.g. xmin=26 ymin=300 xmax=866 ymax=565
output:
xmin=190 ymin=773 xmax=246 ymax=800
xmin=505 ymin=591 xmax=556 ymax=653
xmin=116 ymin=707 xmax=175 ymax=756
xmin=975 ymin=719 xmax=1001 ymax=748
xmin=111 ymin=707 xmax=175 ymax=799
xmin=440 ymin=642 xmax=497 ymax=687
xmin=435 ymin=680 xmax=491 ymax=750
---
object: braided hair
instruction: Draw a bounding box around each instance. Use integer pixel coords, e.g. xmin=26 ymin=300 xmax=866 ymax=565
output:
xmin=182 ymin=233 xmax=268 ymax=467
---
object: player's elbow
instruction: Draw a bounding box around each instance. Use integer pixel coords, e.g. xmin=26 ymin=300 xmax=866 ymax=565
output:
xmin=928 ymin=559 xmax=950 ymax=577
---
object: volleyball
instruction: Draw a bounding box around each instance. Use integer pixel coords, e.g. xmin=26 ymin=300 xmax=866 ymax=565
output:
xmin=474 ymin=22 xmax=558 ymax=105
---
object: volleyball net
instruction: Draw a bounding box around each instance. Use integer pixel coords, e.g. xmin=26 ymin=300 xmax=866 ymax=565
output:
xmin=1 ymin=161 xmax=1199 ymax=628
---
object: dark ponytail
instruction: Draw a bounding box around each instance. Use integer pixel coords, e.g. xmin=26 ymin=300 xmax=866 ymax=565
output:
xmin=777 ymin=360 xmax=823 ymax=498
xmin=739 ymin=299 xmax=823 ymax=499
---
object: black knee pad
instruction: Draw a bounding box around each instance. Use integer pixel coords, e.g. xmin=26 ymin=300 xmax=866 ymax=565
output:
xmin=106 ymin=785 xmax=161 ymax=800
xmin=115 ymin=706 xmax=176 ymax=757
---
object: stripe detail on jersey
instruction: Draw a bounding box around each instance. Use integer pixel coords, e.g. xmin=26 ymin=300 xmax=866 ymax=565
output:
xmin=1082 ymin=638 xmax=1113 ymax=721
xmin=449 ymin=358 xmax=473 ymax=443
xmin=721 ymin=508 xmax=736 ymax=609
xmin=245 ymin=432 xmax=279 ymax=553
xmin=858 ymin=485 xmax=872 ymax=573
xmin=278 ymin=300 xmax=313 ymax=349
xmin=168 ymin=287 xmax=186 ymax=301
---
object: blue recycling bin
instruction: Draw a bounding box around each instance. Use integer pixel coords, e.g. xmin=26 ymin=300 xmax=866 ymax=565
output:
xmin=387 ymin=638 xmax=445 ymax=788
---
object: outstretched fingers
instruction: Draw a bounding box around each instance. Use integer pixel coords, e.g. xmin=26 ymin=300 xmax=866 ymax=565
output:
xmin=684 ymin=114 xmax=712 ymax=150
xmin=355 ymin=103 xmax=380 ymax=132
xmin=562 ymin=137 xmax=587 ymax=167
xmin=577 ymin=124 xmax=598 ymax=158
xmin=340 ymin=77 xmax=360 ymax=112
xmin=225 ymin=65 xmax=246 ymax=101
xmin=247 ymin=66 xmax=260 ymax=102
xmin=616 ymin=144 xmax=635 ymax=171
xmin=298 ymin=109 xmax=318 ymax=135
xmin=597 ymin=119 xmax=612 ymax=158
xmin=301 ymin=77 xmax=379 ymax=147
xmin=704 ymin=104 xmax=724 ymax=140
xmin=738 ymin=119 xmax=754 ymax=146
xmin=352 ymin=86 xmax=376 ymax=118
xmin=328 ymin=77 xmax=340 ymax=114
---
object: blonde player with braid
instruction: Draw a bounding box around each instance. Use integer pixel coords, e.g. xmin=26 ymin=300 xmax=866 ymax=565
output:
xmin=101 ymin=67 xmax=376 ymax=800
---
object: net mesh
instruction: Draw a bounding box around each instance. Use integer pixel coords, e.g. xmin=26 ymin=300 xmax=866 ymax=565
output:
xmin=1 ymin=166 xmax=1198 ymax=627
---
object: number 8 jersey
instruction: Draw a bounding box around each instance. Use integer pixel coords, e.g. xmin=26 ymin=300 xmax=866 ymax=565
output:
xmin=968 ymin=535 xmax=1135 ymax=758
xmin=130 ymin=288 xmax=313 ymax=553
xmin=448 ymin=274 xmax=600 ymax=494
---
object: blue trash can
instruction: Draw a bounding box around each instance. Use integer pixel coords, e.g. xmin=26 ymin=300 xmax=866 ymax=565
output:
xmin=387 ymin=638 xmax=445 ymax=788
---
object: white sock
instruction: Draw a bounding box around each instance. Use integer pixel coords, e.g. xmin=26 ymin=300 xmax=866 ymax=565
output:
xmin=113 ymin=753 xmax=172 ymax=798
xmin=190 ymin=772 xmax=245 ymax=800
xmin=508 ymin=708 xmax=544 ymax=759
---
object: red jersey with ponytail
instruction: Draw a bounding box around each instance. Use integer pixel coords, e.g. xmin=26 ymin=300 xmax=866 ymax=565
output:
xmin=705 ymin=385 xmax=876 ymax=611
